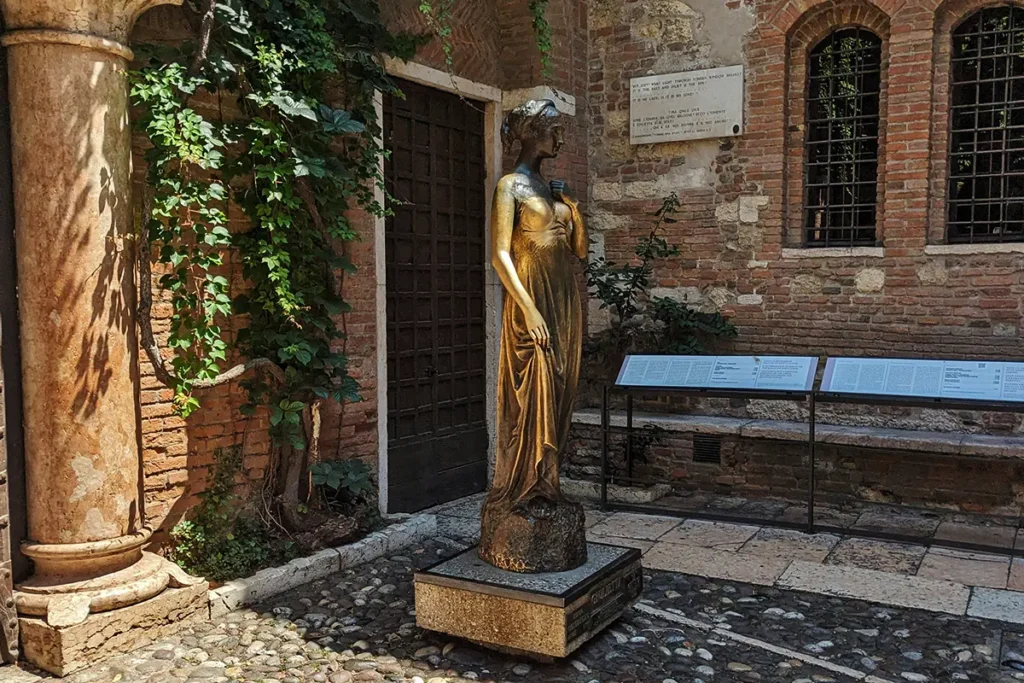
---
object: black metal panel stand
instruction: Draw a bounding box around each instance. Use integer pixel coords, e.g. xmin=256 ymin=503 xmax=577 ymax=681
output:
xmin=600 ymin=384 xmax=817 ymax=533
xmin=597 ymin=384 xmax=1024 ymax=557
xmin=812 ymin=390 xmax=1024 ymax=557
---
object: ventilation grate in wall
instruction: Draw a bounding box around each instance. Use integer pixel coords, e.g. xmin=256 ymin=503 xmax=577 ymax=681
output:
xmin=692 ymin=434 xmax=722 ymax=465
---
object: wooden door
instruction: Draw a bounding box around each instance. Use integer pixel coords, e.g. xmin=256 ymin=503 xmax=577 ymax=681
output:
xmin=0 ymin=30 xmax=21 ymax=664
xmin=383 ymin=79 xmax=489 ymax=512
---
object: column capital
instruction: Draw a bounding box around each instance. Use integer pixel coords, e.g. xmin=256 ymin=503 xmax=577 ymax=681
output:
xmin=0 ymin=0 xmax=182 ymax=57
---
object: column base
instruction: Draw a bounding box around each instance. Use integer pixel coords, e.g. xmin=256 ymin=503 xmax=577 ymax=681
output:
xmin=16 ymin=551 xmax=202 ymax=628
xmin=19 ymin=581 xmax=209 ymax=677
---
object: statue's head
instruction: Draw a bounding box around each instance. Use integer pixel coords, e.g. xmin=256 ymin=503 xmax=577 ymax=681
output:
xmin=501 ymin=99 xmax=563 ymax=159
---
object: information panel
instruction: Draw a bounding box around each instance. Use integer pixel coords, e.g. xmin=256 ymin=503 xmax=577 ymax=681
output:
xmin=820 ymin=357 xmax=1024 ymax=403
xmin=629 ymin=66 xmax=744 ymax=145
xmin=616 ymin=355 xmax=818 ymax=393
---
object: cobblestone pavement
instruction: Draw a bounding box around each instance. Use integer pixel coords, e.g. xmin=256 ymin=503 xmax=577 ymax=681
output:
xmin=15 ymin=536 xmax=1024 ymax=683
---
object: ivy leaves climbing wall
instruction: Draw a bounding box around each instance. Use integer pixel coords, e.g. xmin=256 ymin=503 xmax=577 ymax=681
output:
xmin=131 ymin=0 xmax=422 ymax=455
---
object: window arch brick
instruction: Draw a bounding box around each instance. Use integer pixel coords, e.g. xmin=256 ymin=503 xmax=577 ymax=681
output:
xmin=946 ymin=4 xmax=1024 ymax=242
xmin=783 ymin=1 xmax=892 ymax=248
xmin=930 ymin=0 xmax=1024 ymax=243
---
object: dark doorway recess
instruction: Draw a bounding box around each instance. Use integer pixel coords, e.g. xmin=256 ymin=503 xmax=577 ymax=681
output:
xmin=0 ymin=28 xmax=26 ymax=664
xmin=382 ymin=78 xmax=489 ymax=513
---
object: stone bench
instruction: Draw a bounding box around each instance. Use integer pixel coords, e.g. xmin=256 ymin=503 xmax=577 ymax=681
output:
xmin=572 ymin=409 xmax=1024 ymax=459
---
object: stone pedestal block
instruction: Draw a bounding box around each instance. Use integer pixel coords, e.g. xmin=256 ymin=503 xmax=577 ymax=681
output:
xmin=414 ymin=543 xmax=642 ymax=658
xmin=480 ymin=497 xmax=588 ymax=573
xmin=19 ymin=582 xmax=208 ymax=677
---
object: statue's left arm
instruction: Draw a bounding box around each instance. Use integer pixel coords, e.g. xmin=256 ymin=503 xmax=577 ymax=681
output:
xmin=558 ymin=194 xmax=589 ymax=260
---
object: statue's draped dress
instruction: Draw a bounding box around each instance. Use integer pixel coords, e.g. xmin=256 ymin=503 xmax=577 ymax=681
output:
xmin=485 ymin=194 xmax=582 ymax=515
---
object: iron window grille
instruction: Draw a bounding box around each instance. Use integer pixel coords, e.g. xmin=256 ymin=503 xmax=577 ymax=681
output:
xmin=803 ymin=28 xmax=883 ymax=248
xmin=947 ymin=6 xmax=1024 ymax=244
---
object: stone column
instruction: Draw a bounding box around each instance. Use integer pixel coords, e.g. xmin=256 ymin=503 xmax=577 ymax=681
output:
xmin=0 ymin=0 xmax=206 ymax=675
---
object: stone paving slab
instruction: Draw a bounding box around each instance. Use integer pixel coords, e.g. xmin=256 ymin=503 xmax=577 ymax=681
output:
xmin=586 ymin=532 xmax=654 ymax=554
xmin=737 ymin=527 xmax=840 ymax=562
xmin=644 ymin=542 xmax=791 ymax=586
xmin=851 ymin=510 xmax=942 ymax=538
xmin=583 ymin=509 xmax=608 ymax=529
xmin=776 ymin=502 xmax=862 ymax=528
xmin=934 ymin=521 xmax=1018 ymax=550
xmin=586 ymin=511 xmax=680 ymax=540
xmin=1011 ymin=558 xmax=1024 ymax=592
xmin=825 ymin=537 xmax=927 ymax=574
xmin=435 ymin=516 xmax=480 ymax=544
xmin=778 ymin=560 xmax=972 ymax=615
xmin=426 ymin=495 xmax=484 ymax=520
xmin=967 ymin=587 xmax=1024 ymax=625
xmin=917 ymin=546 xmax=1010 ymax=589
xmin=657 ymin=518 xmax=761 ymax=550
xmin=1 ymin=666 xmax=47 ymax=682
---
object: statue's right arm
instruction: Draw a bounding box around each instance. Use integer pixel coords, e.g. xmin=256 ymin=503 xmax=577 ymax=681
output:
xmin=491 ymin=176 xmax=551 ymax=349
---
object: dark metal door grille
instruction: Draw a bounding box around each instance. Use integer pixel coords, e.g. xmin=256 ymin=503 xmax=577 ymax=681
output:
xmin=383 ymin=78 xmax=488 ymax=512
xmin=804 ymin=27 xmax=883 ymax=248
xmin=947 ymin=6 xmax=1024 ymax=244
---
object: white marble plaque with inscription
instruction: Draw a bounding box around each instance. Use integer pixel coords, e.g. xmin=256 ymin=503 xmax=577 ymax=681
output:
xmin=616 ymin=355 xmax=817 ymax=393
xmin=820 ymin=357 xmax=1024 ymax=403
xmin=630 ymin=66 xmax=744 ymax=145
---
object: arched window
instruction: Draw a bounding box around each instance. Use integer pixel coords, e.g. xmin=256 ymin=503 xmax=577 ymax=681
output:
xmin=803 ymin=28 xmax=883 ymax=247
xmin=948 ymin=6 xmax=1024 ymax=243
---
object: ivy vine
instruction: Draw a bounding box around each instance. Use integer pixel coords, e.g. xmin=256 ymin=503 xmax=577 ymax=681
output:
xmin=417 ymin=0 xmax=554 ymax=79
xmin=529 ymin=0 xmax=553 ymax=79
xmin=131 ymin=0 xmax=422 ymax=511
xmin=418 ymin=0 xmax=456 ymax=72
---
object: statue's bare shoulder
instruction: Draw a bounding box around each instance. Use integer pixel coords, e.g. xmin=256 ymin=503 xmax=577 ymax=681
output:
xmin=497 ymin=172 xmax=547 ymax=204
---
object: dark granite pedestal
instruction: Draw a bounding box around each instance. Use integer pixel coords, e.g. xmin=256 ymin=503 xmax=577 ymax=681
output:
xmin=413 ymin=543 xmax=643 ymax=658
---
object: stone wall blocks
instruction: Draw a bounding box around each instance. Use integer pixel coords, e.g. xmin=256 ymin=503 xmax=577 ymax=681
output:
xmin=739 ymin=195 xmax=770 ymax=223
xmin=854 ymin=268 xmax=886 ymax=293
xmin=738 ymin=419 xmax=808 ymax=441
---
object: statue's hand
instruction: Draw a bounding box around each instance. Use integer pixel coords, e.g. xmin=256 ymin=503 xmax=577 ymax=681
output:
xmin=549 ymin=179 xmax=572 ymax=203
xmin=523 ymin=305 xmax=551 ymax=350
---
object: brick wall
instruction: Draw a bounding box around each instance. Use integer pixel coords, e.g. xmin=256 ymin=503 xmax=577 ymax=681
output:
xmin=381 ymin=0 xmax=502 ymax=87
xmin=586 ymin=0 xmax=1024 ymax=433
xmin=130 ymin=1 xmax=592 ymax=536
xmin=567 ymin=423 xmax=1024 ymax=513
xmin=129 ymin=0 xmax=1024 ymax=532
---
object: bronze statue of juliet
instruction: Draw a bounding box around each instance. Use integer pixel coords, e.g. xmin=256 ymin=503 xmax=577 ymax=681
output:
xmin=479 ymin=100 xmax=590 ymax=573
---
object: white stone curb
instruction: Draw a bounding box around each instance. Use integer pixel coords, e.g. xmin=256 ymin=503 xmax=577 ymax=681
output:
xmin=208 ymin=513 xmax=436 ymax=618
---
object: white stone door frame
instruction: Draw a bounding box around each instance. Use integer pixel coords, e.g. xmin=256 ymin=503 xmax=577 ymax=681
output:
xmin=374 ymin=59 xmax=503 ymax=514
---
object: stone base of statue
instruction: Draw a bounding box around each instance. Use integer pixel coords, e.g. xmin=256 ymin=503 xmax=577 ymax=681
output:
xmin=479 ymin=496 xmax=588 ymax=573
xmin=413 ymin=542 xmax=642 ymax=658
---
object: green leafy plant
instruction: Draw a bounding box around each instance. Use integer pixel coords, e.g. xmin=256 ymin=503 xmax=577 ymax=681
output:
xmin=418 ymin=0 xmax=456 ymax=72
xmin=631 ymin=424 xmax=667 ymax=464
xmin=417 ymin=0 xmax=554 ymax=80
xmin=584 ymin=193 xmax=737 ymax=365
xmin=650 ymin=297 xmax=738 ymax=355
xmin=131 ymin=0 xmax=422 ymax=515
xmin=529 ymin=0 xmax=554 ymax=79
xmin=310 ymin=459 xmax=374 ymax=503
xmin=586 ymin=193 xmax=682 ymax=326
xmin=168 ymin=448 xmax=296 ymax=582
